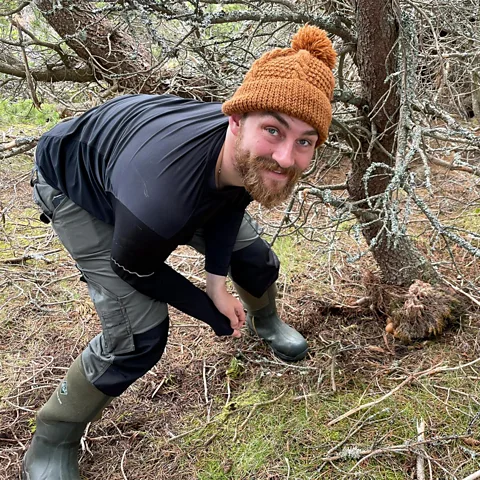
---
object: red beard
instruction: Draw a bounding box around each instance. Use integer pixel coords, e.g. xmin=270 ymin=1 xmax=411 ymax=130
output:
xmin=234 ymin=142 xmax=302 ymax=209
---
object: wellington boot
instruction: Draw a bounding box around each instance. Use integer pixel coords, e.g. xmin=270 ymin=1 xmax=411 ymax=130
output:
xmin=22 ymin=355 xmax=113 ymax=480
xmin=234 ymin=283 xmax=308 ymax=362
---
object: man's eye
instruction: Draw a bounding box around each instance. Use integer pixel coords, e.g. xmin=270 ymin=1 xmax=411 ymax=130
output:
xmin=266 ymin=127 xmax=279 ymax=136
xmin=298 ymin=139 xmax=312 ymax=146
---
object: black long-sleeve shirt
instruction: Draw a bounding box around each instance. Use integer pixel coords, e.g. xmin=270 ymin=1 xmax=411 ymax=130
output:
xmin=35 ymin=94 xmax=252 ymax=335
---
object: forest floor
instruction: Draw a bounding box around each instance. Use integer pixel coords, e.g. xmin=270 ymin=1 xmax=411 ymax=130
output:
xmin=1 ymin=122 xmax=480 ymax=479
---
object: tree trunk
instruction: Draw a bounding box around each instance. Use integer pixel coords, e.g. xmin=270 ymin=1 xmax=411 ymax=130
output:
xmin=348 ymin=0 xmax=439 ymax=287
xmin=35 ymin=0 xmax=168 ymax=93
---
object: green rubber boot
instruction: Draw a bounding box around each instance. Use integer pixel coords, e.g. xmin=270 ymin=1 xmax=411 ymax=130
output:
xmin=22 ymin=355 xmax=113 ymax=480
xmin=234 ymin=283 xmax=308 ymax=361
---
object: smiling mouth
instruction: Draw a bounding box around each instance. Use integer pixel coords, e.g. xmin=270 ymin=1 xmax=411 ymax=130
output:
xmin=266 ymin=168 xmax=287 ymax=176
xmin=262 ymin=169 xmax=289 ymax=184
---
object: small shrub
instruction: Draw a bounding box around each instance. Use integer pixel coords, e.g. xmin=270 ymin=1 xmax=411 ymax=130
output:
xmin=0 ymin=99 xmax=60 ymax=127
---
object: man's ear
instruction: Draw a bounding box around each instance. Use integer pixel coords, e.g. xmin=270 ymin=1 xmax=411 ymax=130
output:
xmin=228 ymin=113 xmax=243 ymax=136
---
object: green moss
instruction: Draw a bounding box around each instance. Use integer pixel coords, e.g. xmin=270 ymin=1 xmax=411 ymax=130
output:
xmin=173 ymin=368 xmax=480 ymax=478
xmin=28 ymin=417 xmax=37 ymax=434
xmin=0 ymin=100 xmax=60 ymax=127
xmin=269 ymin=235 xmax=317 ymax=283
xmin=336 ymin=218 xmax=357 ymax=233
xmin=226 ymin=357 xmax=245 ymax=380
xmin=197 ymin=460 xmax=229 ymax=479
xmin=442 ymin=206 xmax=480 ymax=248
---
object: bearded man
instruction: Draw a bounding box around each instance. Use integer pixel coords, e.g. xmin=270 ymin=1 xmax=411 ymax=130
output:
xmin=23 ymin=25 xmax=336 ymax=479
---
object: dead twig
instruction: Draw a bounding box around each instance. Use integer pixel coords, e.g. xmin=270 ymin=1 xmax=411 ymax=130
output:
xmin=203 ymin=359 xmax=208 ymax=406
xmin=463 ymin=470 xmax=480 ymax=480
xmin=166 ymin=418 xmax=221 ymax=443
xmin=239 ymin=389 xmax=286 ymax=430
xmin=12 ymin=19 xmax=41 ymax=109
xmin=0 ymin=136 xmax=39 ymax=153
xmin=322 ymin=433 xmax=471 ymax=463
xmin=0 ymin=249 xmax=61 ymax=265
xmin=316 ymin=408 xmax=391 ymax=473
xmin=330 ymin=346 xmax=337 ymax=392
xmin=328 ymin=372 xmax=420 ymax=426
xmin=429 ymin=155 xmax=480 ymax=177
xmin=417 ymin=418 xmax=425 ymax=480
xmin=328 ymin=357 xmax=480 ymax=426
xmin=120 ymin=449 xmax=128 ymax=480
xmin=442 ymin=279 xmax=480 ymax=308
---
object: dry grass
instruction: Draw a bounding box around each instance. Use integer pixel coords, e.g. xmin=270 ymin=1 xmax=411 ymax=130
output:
xmin=1 ymin=150 xmax=480 ymax=479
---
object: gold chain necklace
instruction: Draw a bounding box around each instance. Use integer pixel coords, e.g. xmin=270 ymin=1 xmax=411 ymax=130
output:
xmin=215 ymin=145 xmax=225 ymax=187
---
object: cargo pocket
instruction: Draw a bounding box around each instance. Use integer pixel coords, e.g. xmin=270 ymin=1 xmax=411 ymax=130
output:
xmin=32 ymin=179 xmax=67 ymax=225
xmin=32 ymin=183 xmax=54 ymax=222
xmin=85 ymin=277 xmax=135 ymax=355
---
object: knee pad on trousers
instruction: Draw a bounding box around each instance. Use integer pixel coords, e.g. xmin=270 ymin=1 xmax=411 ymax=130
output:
xmin=93 ymin=318 xmax=169 ymax=396
xmin=230 ymin=238 xmax=279 ymax=298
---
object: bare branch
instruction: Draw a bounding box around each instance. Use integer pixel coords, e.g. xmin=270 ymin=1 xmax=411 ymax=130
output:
xmin=0 ymin=136 xmax=39 ymax=153
xmin=201 ymin=11 xmax=355 ymax=43
xmin=0 ymin=1 xmax=30 ymax=17
xmin=0 ymin=62 xmax=96 ymax=83
xmin=12 ymin=18 xmax=41 ymax=108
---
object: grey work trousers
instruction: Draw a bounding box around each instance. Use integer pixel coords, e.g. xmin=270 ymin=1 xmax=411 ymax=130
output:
xmin=32 ymin=169 xmax=275 ymax=396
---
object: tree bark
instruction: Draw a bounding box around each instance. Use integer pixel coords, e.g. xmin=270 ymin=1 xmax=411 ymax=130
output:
xmin=0 ymin=61 xmax=96 ymax=83
xmin=348 ymin=0 xmax=439 ymax=286
xmin=35 ymin=0 xmax=168 ymax=93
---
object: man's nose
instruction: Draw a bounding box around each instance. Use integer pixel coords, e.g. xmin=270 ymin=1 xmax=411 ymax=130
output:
xmin=271 ymin=142 xmax=295 ymax=169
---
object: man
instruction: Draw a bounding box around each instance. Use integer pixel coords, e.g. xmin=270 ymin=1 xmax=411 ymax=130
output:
xmin=23 ymin=25 xmax=336 ymax=479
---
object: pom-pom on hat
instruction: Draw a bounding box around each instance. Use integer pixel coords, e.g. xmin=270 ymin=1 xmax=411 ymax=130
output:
xmin=222 ymin=25 xmax=336 ymax=146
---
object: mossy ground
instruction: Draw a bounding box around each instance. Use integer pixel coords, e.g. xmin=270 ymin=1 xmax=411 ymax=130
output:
xmin=1 ymin=124 xmax=480 ymax=479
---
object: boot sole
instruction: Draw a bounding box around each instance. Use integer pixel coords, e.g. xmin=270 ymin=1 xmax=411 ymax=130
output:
xmin=247 ymin=323 xmax=308 ymax=362
xmin=271 ymin=346 xmax=308 ymax=362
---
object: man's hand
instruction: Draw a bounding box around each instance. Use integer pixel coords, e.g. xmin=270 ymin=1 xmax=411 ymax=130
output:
xmin=206 ymin=273 xmax=245 ymax=337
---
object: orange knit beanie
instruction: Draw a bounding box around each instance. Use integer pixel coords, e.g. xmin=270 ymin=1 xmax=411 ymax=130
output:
xmin=222 ymin=25 xmax=336 ymax=146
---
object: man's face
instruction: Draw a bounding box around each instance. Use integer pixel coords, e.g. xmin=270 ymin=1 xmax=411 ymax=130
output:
xmin=233 ymin=111 xmax=318 ymax=208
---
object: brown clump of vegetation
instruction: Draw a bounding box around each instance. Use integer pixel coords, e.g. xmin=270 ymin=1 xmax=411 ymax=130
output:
xmin=390 ymin=280 xmax=461 ymax=342
xmin=364 ymin=272 xmax=463 ymax=343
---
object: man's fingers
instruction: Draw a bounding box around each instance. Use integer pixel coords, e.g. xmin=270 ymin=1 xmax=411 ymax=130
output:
xmin=229 ymin=310 xmax=239 ymax=329
xmin=229 ymin=307 xmax=244 ymax=338
xmin=236 ymin=305 xmax=246 ymax=323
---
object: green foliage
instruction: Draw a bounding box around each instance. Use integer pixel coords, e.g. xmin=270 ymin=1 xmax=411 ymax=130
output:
xmin=28 ymin=418 xmax=37 ymax=434
xmin=0 ymin=99 xmax=60 ymax=127
xmin=226 ymin=357 xmax=245 ymax=380
xmin=269 ymin=234 xmax=315 ymax=283
xmin=457 ymin=207 xmax=480 ymax=231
